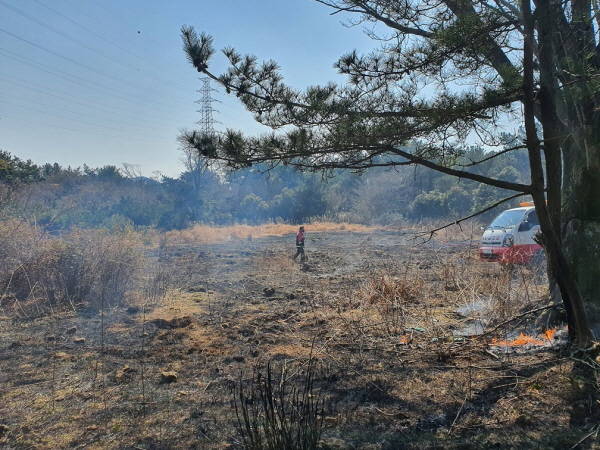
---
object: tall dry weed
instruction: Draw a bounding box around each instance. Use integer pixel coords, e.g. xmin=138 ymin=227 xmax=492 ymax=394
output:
xmin=362 ymin=273 xmax=423 ymax=307
xmin=0 ymin=219 xmax=141 ymax=316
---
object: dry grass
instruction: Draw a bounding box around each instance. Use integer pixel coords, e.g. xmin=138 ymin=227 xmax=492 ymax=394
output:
xmin=267 ymin=343 xmax=324 ymax=359
xmin=164 ymin=222 xmax=381 ymax=245
xmin=143 ymin=290 xmax=207 ymax=322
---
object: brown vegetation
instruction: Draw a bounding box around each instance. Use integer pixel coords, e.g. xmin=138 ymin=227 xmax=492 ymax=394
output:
xmin=0 ymin=224 xmax=598 ymax=448
xmin=0 ymin=219 xmax=141 ymax=316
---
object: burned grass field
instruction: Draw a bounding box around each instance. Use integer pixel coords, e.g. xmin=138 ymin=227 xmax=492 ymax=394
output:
xmin=1 ymin=227 xmax=598 ymax=449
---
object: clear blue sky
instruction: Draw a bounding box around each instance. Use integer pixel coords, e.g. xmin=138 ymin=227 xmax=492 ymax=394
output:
xmin=0 ymin=0 xmax=376 ymax=176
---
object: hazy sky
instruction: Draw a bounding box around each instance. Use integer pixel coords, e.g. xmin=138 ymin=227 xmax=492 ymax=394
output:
xmin=0 ymin=0 xmax=376 ymax=176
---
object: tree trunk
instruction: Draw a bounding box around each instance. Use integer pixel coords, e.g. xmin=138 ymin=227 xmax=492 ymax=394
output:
xmin=561 ymin=127 xmax=600 ymax=334
xmin=536 ymin=0 xmax=565 ymax=313
xmin=554 ymin=0 xmax=600 ymax=334
xmin=524 ymin=0 xmax=593 ymax=345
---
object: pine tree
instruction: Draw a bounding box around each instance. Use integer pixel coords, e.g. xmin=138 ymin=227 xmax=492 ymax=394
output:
xmin=180 ymin=0 xmax=600 ymax=345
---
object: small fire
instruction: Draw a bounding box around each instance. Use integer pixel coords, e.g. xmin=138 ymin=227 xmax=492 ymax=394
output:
xmin=544 ymin=328 xmax=556 ymax=340
xmin=491 ymin=329 xmax=557 ymax=347
xmin=399 ymin=335 xmax=412 ymax=344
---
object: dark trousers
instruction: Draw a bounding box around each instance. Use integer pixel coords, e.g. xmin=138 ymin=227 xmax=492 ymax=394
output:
xmin=294 ymin=245 xmax=306 ymax=262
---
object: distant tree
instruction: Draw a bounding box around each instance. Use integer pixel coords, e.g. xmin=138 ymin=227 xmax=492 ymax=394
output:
xmin=121 ymin=163 xmax=143 ymax=179
xmin=240 ymin=193 xmax=269 ymax=222
xmin=96 ymin=165 xmax=123 ymax=180
xmin=0 ymin=150 xmax=41 ymax=184
xmin=411 ymin=191 xmax=447 ymax=220
xmin=445 ymin=186 xmax=471 ymax=218
xmin=181 ymin=0 xmax=600 ymax=344
xmin=1 ymin=145 xmax=530 ymax=229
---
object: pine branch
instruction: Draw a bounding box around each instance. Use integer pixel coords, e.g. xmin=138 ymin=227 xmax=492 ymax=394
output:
xmin=388 ymin=146 xmax=531 ymax=192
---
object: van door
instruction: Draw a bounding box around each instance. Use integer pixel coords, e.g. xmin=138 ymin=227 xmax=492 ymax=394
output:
xmin=515 ymin=209 xmax=541 ymax=260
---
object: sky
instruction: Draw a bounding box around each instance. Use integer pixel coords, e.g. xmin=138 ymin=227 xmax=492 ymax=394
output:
xmin=0 ymin=0 xmax=377 ymax=176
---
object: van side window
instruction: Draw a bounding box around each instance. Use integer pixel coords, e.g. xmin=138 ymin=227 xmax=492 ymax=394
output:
xmin=527 ymin=210 xmax=539 ymax=225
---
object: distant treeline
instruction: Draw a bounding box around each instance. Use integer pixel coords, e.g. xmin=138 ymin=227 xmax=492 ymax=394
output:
xmin=0 ymin=145 xmax=530 ymax=230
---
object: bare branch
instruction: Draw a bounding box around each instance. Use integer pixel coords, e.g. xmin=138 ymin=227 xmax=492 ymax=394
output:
xmin=413 ymin=192 xmax=526 ymax=242
xmin=481 ymin=304 xmax=559 ymax=337
xmin=458 ymin=144 xmax=529 ymax=167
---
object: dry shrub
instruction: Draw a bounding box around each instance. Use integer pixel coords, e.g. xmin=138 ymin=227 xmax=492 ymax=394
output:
xmin=0 ymin=219 xmax=141 ymax=315
xmin=429 ymin=245 xmax=549 ymax=330
xmin=141 ymin=237 xmax=176 ymax=302
xmin=362 ymin=273 xmax=423 ymax=308
xmin=255 ymin=250 xmax=296 ymax=274
xmin=360 ymin=272 xmax=424 ymax=333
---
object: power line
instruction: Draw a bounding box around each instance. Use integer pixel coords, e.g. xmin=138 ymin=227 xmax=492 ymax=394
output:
xmin=0 ymin=26 xmax=177 ymax=108
xmin=0 ymin=4 xmax=212 ymax=151
xmin=0 ymin=47 xmax=177 ymax=118
xmin=0 ymin=25 xmax=201 ymax=113
xmin=0 ymin=74 xmax=180 ymax=133
xmin=29 ymin=0 xmax=201 ymax=93
xmin=0 ymin=94 xmax=148 ymax=136
xmin=0 ymin=27 xmax=100 ymax=74
xmin=1 ymin=98 xmax=174 ymax=144
xmin=66 ymin=0 xmax=167 ymax=53
xmin=1 ymin=99 xmax=127 ymax=134
xmin=0 ymin=0 xmax=142 ymax=73
xmin=31 ymin=0 xmax=145 ymax=62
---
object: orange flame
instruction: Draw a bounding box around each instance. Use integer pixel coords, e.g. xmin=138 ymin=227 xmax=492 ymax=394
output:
xmin=491 ymin=329 xmax=557 ymax=347
xmin=544 ymin=328 xmax=556 ymax=340
xmin=399 ymin=335 xmax=412 ymax=344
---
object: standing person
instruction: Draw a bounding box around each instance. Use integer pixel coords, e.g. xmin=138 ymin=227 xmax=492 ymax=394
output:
xmin=293 ymin=226 xmax=306 ymax=262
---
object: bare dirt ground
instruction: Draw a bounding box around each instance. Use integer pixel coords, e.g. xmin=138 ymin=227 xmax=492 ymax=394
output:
xmin=1 ymin=229 xmax=598 ymax=449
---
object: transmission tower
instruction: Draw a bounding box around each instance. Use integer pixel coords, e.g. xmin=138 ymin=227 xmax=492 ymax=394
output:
xmin=195 ymin=77 xmax=219 ymax=136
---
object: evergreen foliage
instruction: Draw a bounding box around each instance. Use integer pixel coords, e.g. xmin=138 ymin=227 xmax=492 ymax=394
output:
xmin=0 ymin=150 xmax=42 ymax=184
xmin=0 ymin=147 xmax=529 ymax=230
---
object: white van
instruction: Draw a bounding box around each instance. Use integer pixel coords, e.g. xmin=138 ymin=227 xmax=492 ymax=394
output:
xmin=479 ymin=202 xmax=543 ymax=264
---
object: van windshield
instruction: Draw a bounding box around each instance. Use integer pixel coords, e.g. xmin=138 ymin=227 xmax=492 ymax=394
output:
xmin=488 ymin=209 xmax=526 ymax=229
